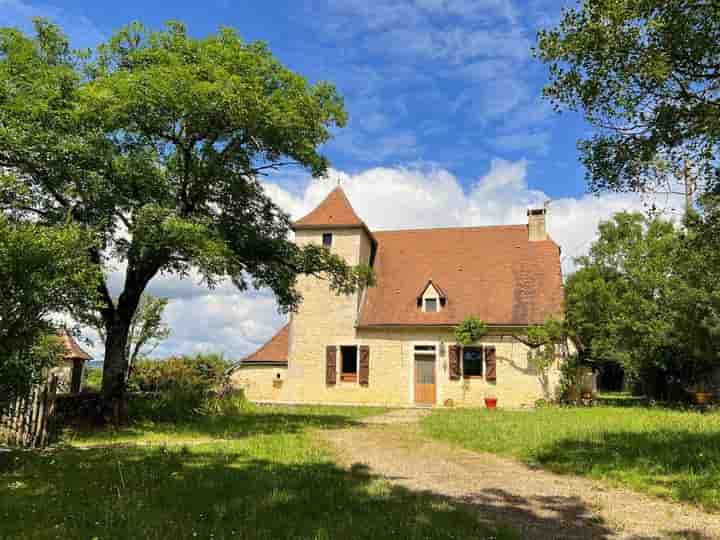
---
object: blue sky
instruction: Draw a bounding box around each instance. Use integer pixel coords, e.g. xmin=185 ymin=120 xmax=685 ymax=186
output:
xmin=2 ymin=0 xmax=588 ymax=198
xmin=3 ymin=0 xmax=656 ymax=360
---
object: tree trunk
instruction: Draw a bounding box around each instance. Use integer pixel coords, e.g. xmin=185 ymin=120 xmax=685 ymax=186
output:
xmin=98 ymin=258 xmax=163 ymax=423
xmin=101 ymin=313 xmax=132 ymax=424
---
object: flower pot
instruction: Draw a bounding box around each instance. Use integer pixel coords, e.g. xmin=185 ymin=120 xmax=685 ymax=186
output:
xmin=484 ymin=397 xmax=498 ymax=409
xmin=693 ymin=392 xmax=713 ymax=405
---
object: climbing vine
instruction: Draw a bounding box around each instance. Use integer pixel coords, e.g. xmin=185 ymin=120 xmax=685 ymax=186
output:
xmin=454 ymin=316 xmax=488 ymax=345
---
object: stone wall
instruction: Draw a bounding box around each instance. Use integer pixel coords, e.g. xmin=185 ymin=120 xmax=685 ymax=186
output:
xmin=233 ymin=325 xmax=562 ymax=408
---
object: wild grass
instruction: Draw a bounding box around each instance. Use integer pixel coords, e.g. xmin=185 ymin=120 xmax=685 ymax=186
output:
xmin=1 ymin=405 xmax=513 ymax=539
xmin=422 ymin=406 xmax=720 ymax=511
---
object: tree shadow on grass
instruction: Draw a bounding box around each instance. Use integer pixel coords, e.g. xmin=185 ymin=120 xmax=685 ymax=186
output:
xmin=447 ymin=487 xmax=714 ymax=540
xmin=66 ymin=410 xmax=365 ymax=445
xmin=2 ymin=441 xmax=716 ymax=539
xmin=1 ymin=445 xmax=510 ymax=540
xmin=530 ymin=429 xmax=720 ymax=513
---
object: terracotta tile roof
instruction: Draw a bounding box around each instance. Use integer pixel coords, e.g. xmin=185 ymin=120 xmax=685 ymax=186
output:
xmin=240 ymin=324 xmax=290 ymax=365
xmin=294 ymin=187 xmax=366 ymax=228
xmin=57 ymin=329 xmax=93 ymax=362
xmin=358 ymin=225 xmax=564 ymax=327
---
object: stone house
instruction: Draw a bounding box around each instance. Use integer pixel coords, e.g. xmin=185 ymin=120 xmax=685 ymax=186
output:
xmin=230 ymin=187 xmax=567 ymax=408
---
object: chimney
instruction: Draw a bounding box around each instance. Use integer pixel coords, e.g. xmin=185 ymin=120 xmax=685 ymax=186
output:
xmin=527 ymin=208 xmax=547 ymax=241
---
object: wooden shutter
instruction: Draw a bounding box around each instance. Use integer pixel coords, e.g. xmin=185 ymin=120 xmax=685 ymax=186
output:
xmin=359 ymin=346 xmax=370 ymax=387
xmin=448 ymin=345 xmax=461 ymax=380
xmin=485 ymin=346 xmax=497 ymax=382
xmin=326 ymin=346 xmax=337 ymax=386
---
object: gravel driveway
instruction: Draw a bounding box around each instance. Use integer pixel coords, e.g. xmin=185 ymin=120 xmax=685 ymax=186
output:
xmin=319 ymin=409 xmax=720 ymax=540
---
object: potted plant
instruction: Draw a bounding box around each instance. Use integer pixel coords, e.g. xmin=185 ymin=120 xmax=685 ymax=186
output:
xmin=484 ymin=396 xmax=498 ymax=409
xmin=688 ymin=380 xmax=713 ymax=405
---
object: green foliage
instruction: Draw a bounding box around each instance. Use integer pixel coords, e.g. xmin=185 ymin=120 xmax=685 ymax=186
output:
xmin=0 ymin=20 xmax=368 ymax=401
xmin=424 ymin=406 xmax=720 ymax=511
xmin=524 ymin=318 xmax=567 ymax=376
xmin=536 ymin=1 xmax=720 ymax=196
xmin=557 ymin=354 xmax=588 ymax=403
xmin=453 ymin=316 xmax=488 ymax=345
xmin=565 ymin=211 xmax=720 ymax=394
xmin=128 ymin=353 xmax=230 ymax=422
xmin=0 ymin=216 xmax=100 ymax=400
xmin=83 ymin=366 xmax=103 ymax=391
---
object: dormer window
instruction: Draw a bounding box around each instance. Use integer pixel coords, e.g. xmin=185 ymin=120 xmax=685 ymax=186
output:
xmin=322 ymin=233 xmax=333 ymax=247
xmin=418 ymin=280 xmax=446 ymax=313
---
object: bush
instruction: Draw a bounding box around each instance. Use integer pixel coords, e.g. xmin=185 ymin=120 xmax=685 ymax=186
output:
xmin=83 ymin=366 xmax=102 ymax=391
xmin=127 ymin=353 xmax=231 ymax=422
xmin=557 ymin=354 xmax=592 ymax=404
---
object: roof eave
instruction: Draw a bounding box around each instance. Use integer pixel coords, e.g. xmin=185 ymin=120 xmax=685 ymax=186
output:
xmin=292 ymin=222 xmax=378 ymax=248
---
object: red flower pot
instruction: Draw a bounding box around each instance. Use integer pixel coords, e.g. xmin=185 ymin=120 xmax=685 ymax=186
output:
xmin=484 ymin=397 xmax=498 ymax=409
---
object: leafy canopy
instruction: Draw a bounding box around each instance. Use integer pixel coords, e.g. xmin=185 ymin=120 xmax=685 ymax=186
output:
xmin=536 ymin=1 xmax=720 ymax=196
xmin=0 ymin=19 xmax=367 ymax=316
xmin=0 ymin=216 xmax=100 ymax=400
xmin=565 ymin=211 xmax=720 ymax=389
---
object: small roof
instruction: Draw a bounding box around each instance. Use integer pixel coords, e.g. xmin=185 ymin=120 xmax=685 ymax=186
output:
xmin=417 ymin=279 xmax=447 ymax=300
xmin=236 ymin=324 xmax=290 ymax=367
xmin=57 ymin=329 xmax=93 ymax=362
xmin=293 ymin=187 xmax=366 ymax=228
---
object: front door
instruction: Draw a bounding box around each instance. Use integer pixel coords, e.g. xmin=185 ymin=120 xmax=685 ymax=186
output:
xmin=414 ymin=354 xmax=436 ymax=405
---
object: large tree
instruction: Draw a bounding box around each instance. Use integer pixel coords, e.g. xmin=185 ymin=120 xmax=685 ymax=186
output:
xmin=536 ymin=0 xmax=720 ymax=198
xmin=566 ymin=211 xmax=720 ymax=396
xmin=0 ymin=20 xmax=370 ymax=417
xmin=0 ymin=216 xmax=100 ymax=401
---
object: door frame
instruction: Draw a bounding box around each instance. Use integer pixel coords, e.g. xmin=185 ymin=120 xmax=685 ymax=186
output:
xmin=412 ymin=342 xmax=437 ymax=406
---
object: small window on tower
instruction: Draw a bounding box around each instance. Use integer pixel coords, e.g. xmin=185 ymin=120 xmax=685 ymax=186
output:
xmin=425 ymin=298 xmax=438 ymax=312
xmin=322 ymin=233 xmax=333 ymax=247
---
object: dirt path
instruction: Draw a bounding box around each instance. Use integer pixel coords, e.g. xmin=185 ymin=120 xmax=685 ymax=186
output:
xmin=320 ymin=409 xmax=720 ymax=540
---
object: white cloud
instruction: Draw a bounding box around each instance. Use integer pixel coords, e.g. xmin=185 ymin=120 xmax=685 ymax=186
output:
xmin=82 ymin=158 xmax=672 ymax=364
xmin=266 ymin=159 xmax=652 ymax=275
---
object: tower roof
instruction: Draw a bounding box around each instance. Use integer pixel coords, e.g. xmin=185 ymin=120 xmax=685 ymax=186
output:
xmin=293 ymin=186 xmax=365 ymax=229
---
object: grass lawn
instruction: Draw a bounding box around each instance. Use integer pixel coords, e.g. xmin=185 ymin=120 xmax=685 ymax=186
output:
xmin=1 ymin=405 xmax=513 ymax=540
xmin=422 ymin=406 xmax=720 ymax=512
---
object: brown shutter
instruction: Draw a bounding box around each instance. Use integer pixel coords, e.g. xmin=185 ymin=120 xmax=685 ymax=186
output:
xmin=485 ymin=346 xmax=497 ymax=382
xmin=326 ymin=346 xmax=337 ymax=386
xmin=448 ymin=345 xmax=461 ymax=380
xmin=359 ymin=346 xmax=370 ymax=387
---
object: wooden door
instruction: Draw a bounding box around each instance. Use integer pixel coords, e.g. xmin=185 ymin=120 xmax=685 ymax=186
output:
xmin=414 ymin=354 xmax=436 ymax=405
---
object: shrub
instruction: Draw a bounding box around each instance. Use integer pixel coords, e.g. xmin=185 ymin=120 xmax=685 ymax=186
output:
xmin=83 ymin=366 xmax=103 ymax=391
xmin=557 ymin=354 xmax=589 ymax=404
xmin=128 ymin=353 xmax=231 ymax=422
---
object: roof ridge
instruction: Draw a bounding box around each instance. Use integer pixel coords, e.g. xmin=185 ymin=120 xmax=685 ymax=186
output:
xmin=371 ymin=224 xmax=528 ymax=234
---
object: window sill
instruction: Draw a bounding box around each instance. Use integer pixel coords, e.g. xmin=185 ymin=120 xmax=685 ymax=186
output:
xmin=463 ymin=375 xmax=484 ymax=380
xmin=340 ymin=374 xmax=358 ymax=383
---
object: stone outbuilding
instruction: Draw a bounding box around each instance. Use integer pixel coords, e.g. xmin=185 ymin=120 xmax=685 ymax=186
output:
xmin=54 ymin=329 xmax=93 ymax=393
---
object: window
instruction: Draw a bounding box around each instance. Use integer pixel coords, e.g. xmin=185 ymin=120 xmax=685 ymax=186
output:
xmin=322 ymin=233 xmax=333 ymax=247
xmin=424 ymin=298 xmax=438 ymax=312
xmin=463 ymin=347 xmax=484 ymax=378
xmin=340 ymin=345 xmax=358 ymax=382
